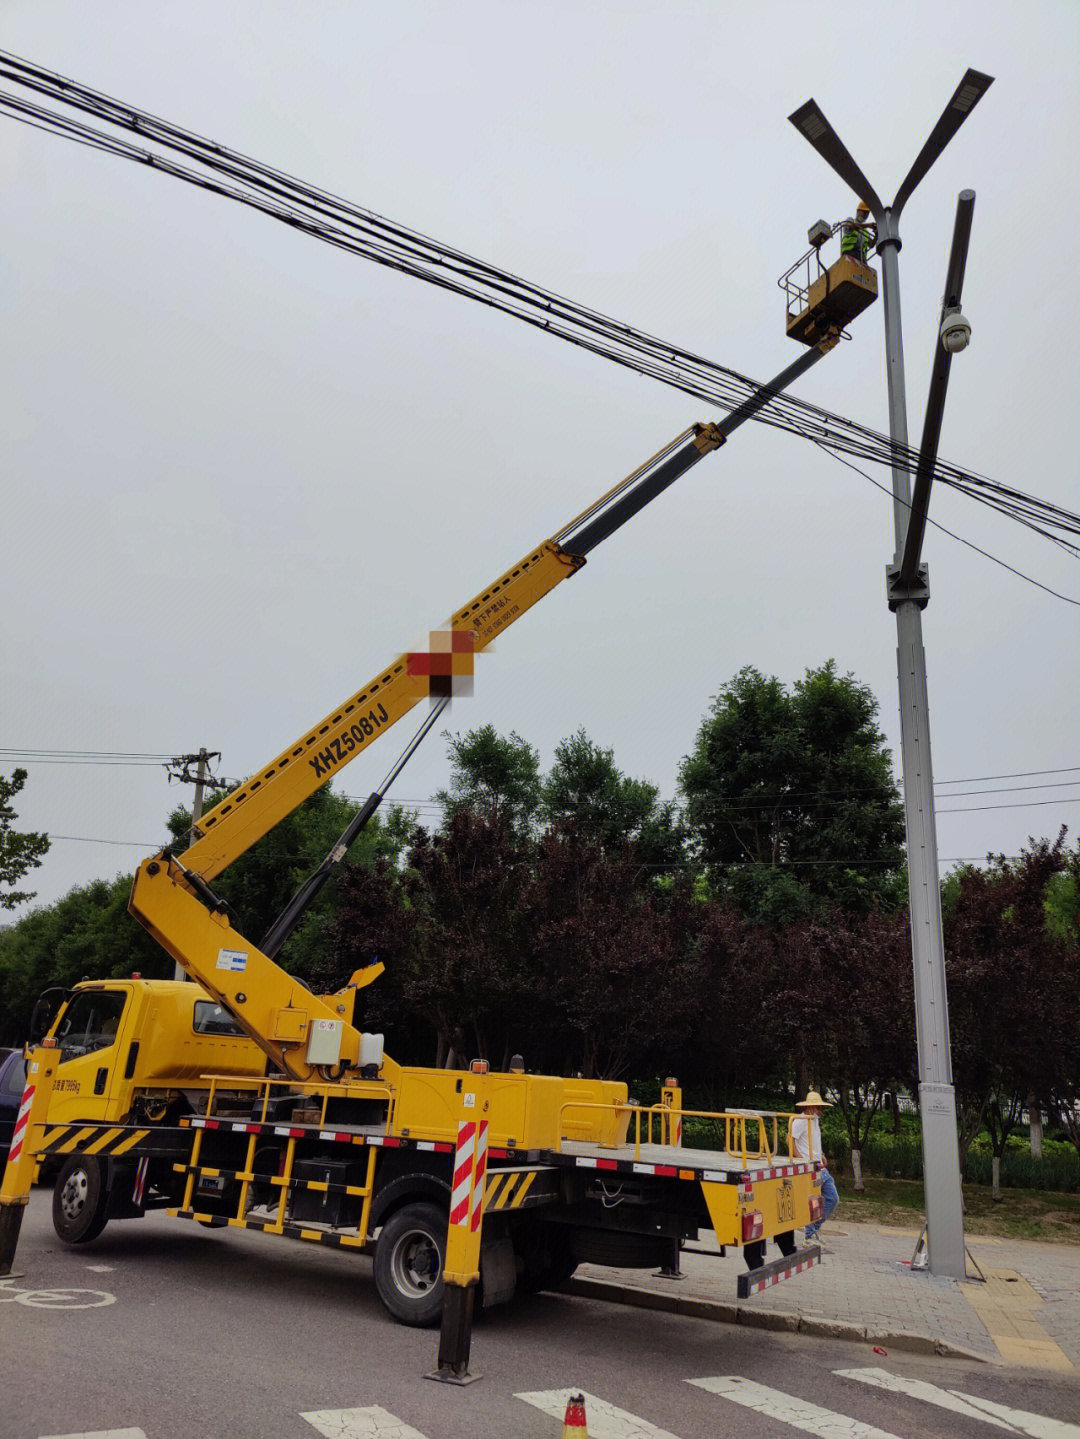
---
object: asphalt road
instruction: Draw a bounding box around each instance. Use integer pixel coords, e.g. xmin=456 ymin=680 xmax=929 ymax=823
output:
xmin=4 ymin=1193 xmax=1079 ymax=1439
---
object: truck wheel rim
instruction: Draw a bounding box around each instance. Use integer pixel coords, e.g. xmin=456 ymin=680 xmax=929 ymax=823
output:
xmin=60 ymin=1169 xmax=89 ymax=1221
xmin=389 ymin=1229 xmax=440 ymax=1297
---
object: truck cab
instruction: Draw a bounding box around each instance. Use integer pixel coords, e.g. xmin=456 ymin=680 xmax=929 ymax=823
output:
xmin=39 ymin=979 xmax=268 ymax=1128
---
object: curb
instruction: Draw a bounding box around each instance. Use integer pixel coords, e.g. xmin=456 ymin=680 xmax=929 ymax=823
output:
xmin=563 ymin=1276 xmax=989 ymax=1363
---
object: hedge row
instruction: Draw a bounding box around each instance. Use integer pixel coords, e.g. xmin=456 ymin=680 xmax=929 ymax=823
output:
xmin=828 ymin=1136 xmax=1080 ymax=1193
xmin=678 ymin=1115 xmax=1080 ymax=1192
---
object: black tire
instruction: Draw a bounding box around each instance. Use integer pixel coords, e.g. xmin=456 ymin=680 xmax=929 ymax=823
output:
xmin=52 ymin=1154 xmax=109 ymax=1244
xmin=374 ymin=1202 xmax=446 ymax=1327
xmin=570 ymin=1226 xmax=668 ymax=1269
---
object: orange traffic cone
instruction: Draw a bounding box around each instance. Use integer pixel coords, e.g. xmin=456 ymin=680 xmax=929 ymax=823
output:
xmin=561 ymin=1392 xmax=589 ymax=1436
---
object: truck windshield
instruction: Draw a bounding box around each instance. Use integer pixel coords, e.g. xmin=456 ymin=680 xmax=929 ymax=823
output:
xmin=54 ymin=990 xmax=127 ymax=1063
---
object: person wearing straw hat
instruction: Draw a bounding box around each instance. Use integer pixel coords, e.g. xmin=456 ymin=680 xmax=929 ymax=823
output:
xmin=791 ymin=1090 xmax=838 ymax=1242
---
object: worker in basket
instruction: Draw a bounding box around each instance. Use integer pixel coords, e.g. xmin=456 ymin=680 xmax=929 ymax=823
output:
xmin=840 ymin=202 xmax=875 ymax=264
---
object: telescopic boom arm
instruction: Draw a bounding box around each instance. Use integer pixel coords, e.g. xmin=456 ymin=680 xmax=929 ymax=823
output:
xmin=128 ymin=337 xmax=834 ymax=1079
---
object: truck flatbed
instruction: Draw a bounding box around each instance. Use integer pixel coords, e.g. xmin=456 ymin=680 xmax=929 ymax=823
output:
xmin=554 ymin=1140 xmax=815 ymax=1184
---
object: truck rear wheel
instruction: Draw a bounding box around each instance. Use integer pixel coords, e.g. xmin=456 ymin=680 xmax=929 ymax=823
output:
xmin=374 ymin=1202 xmax=446 ymax=1327
xmin=570 ymin=1226 xmax=668 ymax=1269
xmin=53 ymin=1154 xmax=109 ymax=1244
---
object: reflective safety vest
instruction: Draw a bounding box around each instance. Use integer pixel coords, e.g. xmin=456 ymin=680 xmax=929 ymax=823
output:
xmin=841 ymin=223 xmax=871 ymax=261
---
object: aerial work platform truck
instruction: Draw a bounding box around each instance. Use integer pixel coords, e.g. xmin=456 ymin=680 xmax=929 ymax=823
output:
xmin=1 ymin=222 xmax=873 ymax=1378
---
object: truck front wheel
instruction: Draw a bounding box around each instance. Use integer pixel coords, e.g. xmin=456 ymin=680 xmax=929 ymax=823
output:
xmin=53 ymin=1155 xmax=109 ymax=1244
xmin=374 ymin=1202 xmax=446 ymax=1327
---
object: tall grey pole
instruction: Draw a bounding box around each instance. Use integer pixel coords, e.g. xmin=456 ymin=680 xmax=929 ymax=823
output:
xmin=790 ymin=69 xmax=992 ymax=1279
xmin=877 ymin=213 xmax=966 ymax=1278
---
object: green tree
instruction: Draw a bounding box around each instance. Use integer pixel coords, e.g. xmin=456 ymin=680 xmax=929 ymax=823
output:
xmin=539 ymin=728 xmax=683 ymax=874
xmin=678 ymin=662 xmax=905 ymax=916
xmin=0 ymin=876 xmax=168 ymax=1043
xmin=0 ymin=769 xmax=49 ymax=910
xmin=435 ymin=725 xmax=541 ymax=839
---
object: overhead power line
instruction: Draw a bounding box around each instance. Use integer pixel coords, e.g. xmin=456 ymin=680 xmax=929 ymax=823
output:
xmin=8 ymin=749 xmax=1080 ymax=810
xmin=38 ymin=832 xmax=1063 ymax=878
xmin=0 ymin=748 xmax=176 ymax=767
xmin=1 ymin=51 xmax=1078 ymax=582
xmin=934 ymin=765 xmax=1080 ymax=784
xmin=821 ymin=444 xmax=1080 ymax=605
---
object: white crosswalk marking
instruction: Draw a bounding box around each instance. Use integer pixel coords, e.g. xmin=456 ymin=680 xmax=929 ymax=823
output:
xmin=688 ymin=1375 xmax=903 ymax=1437
xmin=954 ymin=1395 xmax=1080 ymax=1439
xmin=837 ymin=1369 xmax=1080 ymax=1439
xmin=835 ymin=1369 xmax=1017 ymax=1430
xmin=515 ymin=1389 xmax=682 ymax=1437
xmin=38 ymin=1431 xmax=147 ymax=1439
xmin=300 ymin=1407 xmax=428 ymax=1438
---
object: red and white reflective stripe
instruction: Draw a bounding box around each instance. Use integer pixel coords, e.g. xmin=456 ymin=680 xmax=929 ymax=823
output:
xmin=8 ymin=1083 xmax=35 ymax=1164
xmin=747 ymin=1254 xmax=818 ymax=1294
xmin=132 ymin=1156 xmax=149 ymax=1206
xmin=470 ymin=1122 xmax=488 ymax=1233
xmin=450 ymin=1121 xmax=475 ymax=1227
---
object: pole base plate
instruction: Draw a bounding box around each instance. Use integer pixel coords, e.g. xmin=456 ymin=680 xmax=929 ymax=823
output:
xmin=425 ymin=1368 xmax=482 ymax=1386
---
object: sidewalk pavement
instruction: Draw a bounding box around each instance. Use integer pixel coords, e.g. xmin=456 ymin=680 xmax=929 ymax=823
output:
xmin=569 ymin=1222 xmax=1080 ymax=1373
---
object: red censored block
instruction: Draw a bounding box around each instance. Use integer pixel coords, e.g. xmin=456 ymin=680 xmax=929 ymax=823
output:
xmin=407 ymin=629 xmax=475 ymax=697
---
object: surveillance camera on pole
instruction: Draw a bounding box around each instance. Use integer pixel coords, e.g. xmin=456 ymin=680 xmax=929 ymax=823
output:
xmin=940 ymin=309 xmax=971 ymax=353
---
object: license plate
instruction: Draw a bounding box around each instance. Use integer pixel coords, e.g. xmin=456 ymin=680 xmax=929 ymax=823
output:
xmin=775 ymin=1182 xmax=794 ymax=1224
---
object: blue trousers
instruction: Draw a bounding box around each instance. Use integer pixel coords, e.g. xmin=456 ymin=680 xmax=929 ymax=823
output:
xmin=806 ymin=1168 xmax=838 ymax=1239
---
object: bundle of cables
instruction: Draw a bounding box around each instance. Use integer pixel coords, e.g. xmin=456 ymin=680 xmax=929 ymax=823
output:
xmin=1 ymin=51 xmax=1077 ymax=599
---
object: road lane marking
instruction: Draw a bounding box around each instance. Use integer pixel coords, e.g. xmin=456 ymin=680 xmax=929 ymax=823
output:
xmin=842 ymin=1367 xmax=1080 ymax=1437
xmin=945 ymin=1392 xmax=1080 ymax=1439
xmin=688 ymin=1376 xmax=902 ymax=1437
xmin=0 ymin=1279 xmax=116 ymax=1309
xmin=300 ymin=1407 xmax=428 ymax=1438
xmin=38 ymin=1431 xmax=147 ymax=1438
xmin=835 ymin=1369 xmax=1018 ymax=1430
xmin=516 ymin=1389 xmax=682 ymax=1436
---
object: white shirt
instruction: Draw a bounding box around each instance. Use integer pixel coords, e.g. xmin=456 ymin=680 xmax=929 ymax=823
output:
xmin=789 ymin=1113 xmax=823 ymax=1163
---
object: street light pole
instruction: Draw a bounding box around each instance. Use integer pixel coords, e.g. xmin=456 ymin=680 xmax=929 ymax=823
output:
xmin=790 ymin=70 xmax=993 ymax=1279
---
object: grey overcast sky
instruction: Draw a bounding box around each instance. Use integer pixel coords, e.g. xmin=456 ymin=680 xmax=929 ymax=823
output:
xmin=2 ymin=1 xmax=1078 ymax=918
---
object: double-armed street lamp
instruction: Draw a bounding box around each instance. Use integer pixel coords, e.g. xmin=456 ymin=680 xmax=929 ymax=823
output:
xmin=789 ymin=69 xmax=994 ymax=1279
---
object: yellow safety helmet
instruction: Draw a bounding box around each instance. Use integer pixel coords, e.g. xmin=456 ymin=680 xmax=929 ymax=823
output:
xmin=856 ymin=202 xmax=871 ymax=219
